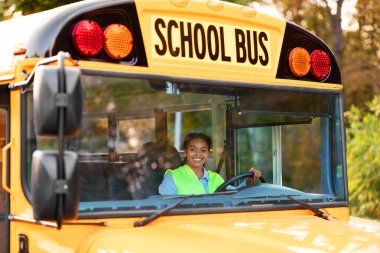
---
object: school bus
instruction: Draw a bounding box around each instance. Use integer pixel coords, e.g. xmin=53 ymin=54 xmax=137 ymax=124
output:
xmin=0 ymin=0 xmax=379 ymax=252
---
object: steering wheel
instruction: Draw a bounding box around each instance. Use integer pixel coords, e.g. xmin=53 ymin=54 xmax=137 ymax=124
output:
xmin=215 ymin=172 xmax=266 ymax=192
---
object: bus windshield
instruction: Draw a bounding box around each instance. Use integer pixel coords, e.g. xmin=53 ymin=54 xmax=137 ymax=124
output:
xmin=26 ymin=74 xmax=346 ymax=216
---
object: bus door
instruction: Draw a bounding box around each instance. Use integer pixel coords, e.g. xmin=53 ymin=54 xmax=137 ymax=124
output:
xmin=0 ymin=87 xmax=10 ymax=253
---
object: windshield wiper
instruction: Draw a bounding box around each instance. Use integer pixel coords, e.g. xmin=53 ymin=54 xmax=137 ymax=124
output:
xmin=284 ymin=195 xmax=332 ymax=220
xmin=232 ymin=194 xmax=333 ymax=220
xmin=134 ymin=195 xmax=193 ymax=227
xmin=134 ymin=191 xmax=238 ymax=227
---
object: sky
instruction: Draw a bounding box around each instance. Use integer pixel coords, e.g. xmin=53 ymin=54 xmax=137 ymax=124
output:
xmin=341 ymin=0 xmax=358 ymax=30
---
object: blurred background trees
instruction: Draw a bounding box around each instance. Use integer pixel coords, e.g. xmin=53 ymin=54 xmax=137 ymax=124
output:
xmin=1 ymin=0 xmax=379 ymax=220
xmin=346 ymin=95 xmax=380 ymax=219
xmin=0 ymin=0 xmax=78 ymax=19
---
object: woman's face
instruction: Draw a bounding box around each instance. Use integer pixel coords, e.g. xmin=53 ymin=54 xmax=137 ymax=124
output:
xmin=185 ymin=138 xmax=209 ymax=170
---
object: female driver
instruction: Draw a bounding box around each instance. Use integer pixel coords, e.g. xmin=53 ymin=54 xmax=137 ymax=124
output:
xmin=159 ymin=132 xmax=261 ymax=195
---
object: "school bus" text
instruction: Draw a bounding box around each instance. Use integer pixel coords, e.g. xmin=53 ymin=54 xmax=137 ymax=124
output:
xmin=153 ymin=18 xmax=270 ymax=66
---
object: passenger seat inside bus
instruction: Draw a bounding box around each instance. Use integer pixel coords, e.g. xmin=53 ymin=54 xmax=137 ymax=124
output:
xmin=132 ymin=142 xmax=182 ymax=199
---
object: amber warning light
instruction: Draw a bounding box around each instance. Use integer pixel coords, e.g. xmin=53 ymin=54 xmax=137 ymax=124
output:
xmin=288 ymin=47 xmax=331 ymax=80
xmin=71 ymin=20 xmax=134 ymax=59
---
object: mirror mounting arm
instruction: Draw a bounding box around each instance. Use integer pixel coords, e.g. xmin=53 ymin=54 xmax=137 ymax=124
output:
xmin=56 ymin=52 xmax=67 ymax=230
xmin=54 ymin=179 xmax=69 ymax=194
xmin=8 ymin=52 xmax=79 ymax=91
xmin=55 ymin=93 xmax=69 ymax=107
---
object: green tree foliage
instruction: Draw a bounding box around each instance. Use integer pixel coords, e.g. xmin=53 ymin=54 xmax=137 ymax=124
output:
xmin=14 ymin=0 xmax=80 ymax=15
xmin=0 ymin=0 xmax=15 ymax=21
xmin=320 ymin=0 xmax=344 ymax=66
xmin=301 ymin=5 xmax=331 ymax=46
xmin=342 ymin=32 xmax=379 ymax=110
xmin=356 ymin=0 xmax=380 ymax=55
xmin=254 ymin=0 xmax=329 ymax=39
xmin=342 ymin=0 xmax=380 ymax=110
xmin=226 ymin=0 xmax=251 ymax=5
xmin=0 ymin=0 xmax=80 ymax=20
xmin=346 ymin=95 xmax=380 ymax=219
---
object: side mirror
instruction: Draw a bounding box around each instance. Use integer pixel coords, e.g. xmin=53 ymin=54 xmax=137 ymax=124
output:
xmin=31 ymin=58 xmax=82 ymax=226
xmin=33 ymin=65 xmax=82 ymax=136
xmin=31 ymin=151 xmax=79 ymax=220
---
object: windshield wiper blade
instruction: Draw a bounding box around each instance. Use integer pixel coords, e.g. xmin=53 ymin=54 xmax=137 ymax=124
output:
xmin=283 ymin=195 xmax=332 ymax=220
xmin=232 ymin=194 xmax=332 ymax=220
xmin=134 ymin=191 xmax=238 ymax=227
xmin=134 ymin=195 xmax=193 ymax=227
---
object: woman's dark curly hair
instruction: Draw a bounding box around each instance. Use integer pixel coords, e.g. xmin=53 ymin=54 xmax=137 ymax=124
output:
xmin=183 ymin=132 xmax=212 ymax=150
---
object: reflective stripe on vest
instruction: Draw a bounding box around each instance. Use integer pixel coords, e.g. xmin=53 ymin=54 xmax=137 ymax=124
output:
xmin=165 ymin=164 xmax=224 ymax=195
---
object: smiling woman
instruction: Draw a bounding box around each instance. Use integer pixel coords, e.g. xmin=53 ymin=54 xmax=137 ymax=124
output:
xmin=182 ymin=133 xmax=211 ymax=177
xmin=159 ymin=132 xmax=225 ymax=195
xmin=159 ymin=132 xmax=262 ymax=195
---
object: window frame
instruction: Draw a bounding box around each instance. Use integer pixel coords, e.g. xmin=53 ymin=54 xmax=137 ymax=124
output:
xmin=21 ymin=70 xmax=349 ymax=218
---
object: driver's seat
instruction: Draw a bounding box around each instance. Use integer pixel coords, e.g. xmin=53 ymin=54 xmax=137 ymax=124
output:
xmin=132 ymin=142 xmax=182 ymax=199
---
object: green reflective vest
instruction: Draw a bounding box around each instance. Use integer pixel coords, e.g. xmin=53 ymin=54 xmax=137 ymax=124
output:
xmin=165 ymin=164 xmax=225 ymax=195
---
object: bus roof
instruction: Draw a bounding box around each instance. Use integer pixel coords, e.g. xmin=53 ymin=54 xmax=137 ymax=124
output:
xmin=0 ymin=0 xmax=110 ymax=72
xmin=0 ymin=0 xmax=341 ymax=85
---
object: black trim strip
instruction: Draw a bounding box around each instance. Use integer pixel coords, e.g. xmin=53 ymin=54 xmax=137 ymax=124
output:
xmin=339 ymin=95 xmax=349 ymax=200
xmin=78 ymin=202 xmax=349 ymax=220
xmin=21 ymin=89 xmax=32 ymax=203
xmin=80 ymin=68 xmax=343 ymax=94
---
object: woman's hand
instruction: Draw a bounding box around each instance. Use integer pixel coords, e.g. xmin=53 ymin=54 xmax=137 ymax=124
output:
xmin=246 ymin=167 xmax=262 ymax=185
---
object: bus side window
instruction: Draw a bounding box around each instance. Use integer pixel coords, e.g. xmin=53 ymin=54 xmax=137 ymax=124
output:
xmin=0 ymin=87 xmax=9 ymax=253
xmin=0 ymin=108 xmax=7 ymax=253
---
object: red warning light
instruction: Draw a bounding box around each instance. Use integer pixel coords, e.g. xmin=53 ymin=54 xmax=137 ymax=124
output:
xmin=310 ymin=50 xmax=331 ymax=80
xmin=72 ymin=20 xmax=104 ymax=57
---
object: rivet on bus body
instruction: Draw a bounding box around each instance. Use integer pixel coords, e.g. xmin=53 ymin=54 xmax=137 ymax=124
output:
xmin=207 ymin=0 xmax=224 ymax=11
xmin=241 ymin=7 xmax=257 ymax=18
xmin=170 ymin=0 xmax=189 ymax=7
